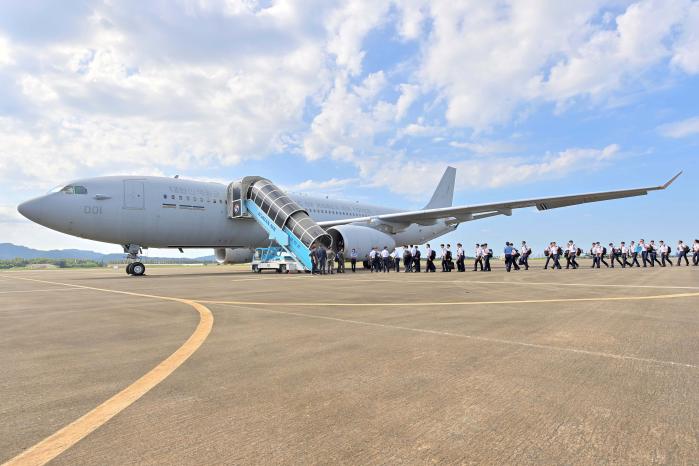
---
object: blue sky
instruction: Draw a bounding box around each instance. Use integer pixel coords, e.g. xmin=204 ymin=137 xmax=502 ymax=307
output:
xmin=0 ymin=0 xmax=697 ymax=257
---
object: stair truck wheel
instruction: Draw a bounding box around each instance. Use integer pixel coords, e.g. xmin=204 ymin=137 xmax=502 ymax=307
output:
xmin=126 ymin=263 xmax=134 ymax=275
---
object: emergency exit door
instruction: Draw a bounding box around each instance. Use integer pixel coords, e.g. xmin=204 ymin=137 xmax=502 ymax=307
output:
xmin=123 ymin=180 xmax=145 ymax=209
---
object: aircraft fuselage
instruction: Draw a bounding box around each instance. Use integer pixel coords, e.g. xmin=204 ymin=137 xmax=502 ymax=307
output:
xmin=18 ymin=176 xmax=454 ymax=250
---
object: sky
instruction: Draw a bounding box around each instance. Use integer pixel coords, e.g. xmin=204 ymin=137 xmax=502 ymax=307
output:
xmin=1 ymin=0 xmax=697 ymax=258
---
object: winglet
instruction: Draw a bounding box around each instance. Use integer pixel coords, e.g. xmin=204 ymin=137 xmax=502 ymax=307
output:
xmin=660 ymin=171 xmax=682 ymax=189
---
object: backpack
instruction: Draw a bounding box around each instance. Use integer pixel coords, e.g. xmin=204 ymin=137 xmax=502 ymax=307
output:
xmin=557 ymin=247 xmax=563 ymax=255
xmin=430 ymin=250 xmax=436 ymax=260
xmin=544 ymin=249 xmax=550 ymax=256
xmin=684 ymin=245 xmax=690 ymax=253
xmin=576 ymin=248 xmax=582 ymax=256
xmin=602 ymin=247 xmax=607 ymax=256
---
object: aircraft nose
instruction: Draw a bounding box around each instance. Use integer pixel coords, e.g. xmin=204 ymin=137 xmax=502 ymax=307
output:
xmin=17 ymin=197 xmax=44 ymax=222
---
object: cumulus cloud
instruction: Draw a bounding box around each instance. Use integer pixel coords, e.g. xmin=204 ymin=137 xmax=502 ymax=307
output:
xmin=284 ymin=177 xmax=358 ymax=194
xmin=350 ymin=144 xmax=623 ymax=199
xmin=658 ymin=116 xmax=699 ymax=138
xmin=1 ymin=0 xmax=697 ymax=199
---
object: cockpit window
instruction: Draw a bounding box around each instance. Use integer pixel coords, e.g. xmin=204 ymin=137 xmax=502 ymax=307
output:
xmin=59 ymin=185 xmax=88 ymax=195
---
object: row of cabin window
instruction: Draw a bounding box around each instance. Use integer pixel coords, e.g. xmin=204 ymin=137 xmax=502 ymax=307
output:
xmin=308 ymin=207 xmax=367 ymax=216
xmin=163 ymin=194 xmax=226 ymax=204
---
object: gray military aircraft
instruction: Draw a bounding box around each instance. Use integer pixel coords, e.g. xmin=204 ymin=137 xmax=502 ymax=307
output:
xmin=18 ymin=168 xmax=681 ymax=275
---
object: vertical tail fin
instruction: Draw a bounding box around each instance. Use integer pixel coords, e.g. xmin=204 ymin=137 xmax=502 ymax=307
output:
xmin=424 ymin=166 xmax=456 ymax=209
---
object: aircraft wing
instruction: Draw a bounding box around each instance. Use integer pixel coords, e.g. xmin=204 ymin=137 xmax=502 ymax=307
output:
xmin=317 ymin=172 xmax=682 ymax=228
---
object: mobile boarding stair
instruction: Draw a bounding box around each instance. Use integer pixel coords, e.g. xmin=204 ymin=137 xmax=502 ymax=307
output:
xmin=227 ymin=176 xmax=332 ymax=271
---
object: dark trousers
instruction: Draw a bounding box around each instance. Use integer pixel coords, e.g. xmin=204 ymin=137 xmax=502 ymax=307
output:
xmin=600 ymin=256 xmax=609 ymax=267
xmin=484 ymin=256 xmax=491 ymax=271
xmin=350 ymin=258 xmax=356 ymax=272
xmin=520 ymin=254 xmax=529 ymax=270
xmin=694 ymin=252 xmax=699 ymax=266
xmin=413 ymin=259 xmax=421 ymax=272
xmin=456 ymin=256 xmax=464 ymax=272
xmin=474 ymin=257 xmax=483 ymax=271
xmin=544 ymin=255 xmax=552 ymax=269
xmin=552 ymin=254 xmax=561 ymax=269
xmin=426 ymin=258 xmax=435 ymax=272
xmin=318 ymin=259 xmax=326 ymax=274
xmin=641 ymin=251 xmax=649 ymax=267
xmin=383 ymin=257 xmax=390 ymax=272
xmin=593 ymin=256 xmax=600 ymax=268
xmin=612 ymin=254 xmax=624 ymax=267
xmin=395 ymin=258 xmax=400 ymax=272
xmin=661 ymin=253 xmax=672 ymax=267
xmin=620 ymin=253 xmax=629 ymax=268
xmin=566 ymin=254 xmax=578 ymax=269
xmin=677 ymin=251 xmax=689 ymax=266
xmin=505 ymin=254 xmax=514 ymax=272
xmin=650 ymin=252 xmax=661 ymax=267
xmin=631 ymin=253 xmax=640 ymax=267
xmin=441 ymin=258 xmax=447 ymax=271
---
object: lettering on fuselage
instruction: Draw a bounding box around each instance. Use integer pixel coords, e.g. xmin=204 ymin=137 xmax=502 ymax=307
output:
xmin=168 ymin=185 xmax=218 ymax=197
xmin=83 ymin=206 xmax=103 ymax=215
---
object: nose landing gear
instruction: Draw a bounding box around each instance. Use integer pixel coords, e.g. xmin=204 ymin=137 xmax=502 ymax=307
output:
xmin=124 ymin=244 xmax=146 ymax=276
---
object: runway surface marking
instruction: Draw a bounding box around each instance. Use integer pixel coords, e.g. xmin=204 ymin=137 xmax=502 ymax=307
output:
xmin=0 ymin=287 xmax=84 ymax=295
xmin=221 ymin=303 xmax=698 ymax=370
xmin=0 ymin=275 xmax=214 ymax=466
xmin=202 ymin=291 xmax=699 ymax=307
xmin=347 ymin=277 xmax=699 ymax=290
xmin=231 ymin=275 xmax=699 ymax=290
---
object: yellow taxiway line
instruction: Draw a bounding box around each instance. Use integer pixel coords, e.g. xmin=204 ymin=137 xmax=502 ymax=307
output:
xmin=0 ymin=276 xmax=214 ymax=466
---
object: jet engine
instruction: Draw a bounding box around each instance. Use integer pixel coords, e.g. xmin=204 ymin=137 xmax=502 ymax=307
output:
xmin=327 ymin=225 xmax=395 ymax=258
xmin=214 ymin=247 xmax=254 ymax=264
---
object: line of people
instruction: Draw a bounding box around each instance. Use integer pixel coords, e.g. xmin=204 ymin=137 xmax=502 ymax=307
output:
xmin=543 ymin=239 xmax=699 ymax=269
xmin=310 ymin=239 xmax=698 ymax=275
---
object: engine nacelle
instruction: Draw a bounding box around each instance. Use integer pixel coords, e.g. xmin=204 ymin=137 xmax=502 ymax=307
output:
xmin=327 ymin=225 xmax=395 ymax=259
xmin=214 ymin=247 xmax=254 ymax=264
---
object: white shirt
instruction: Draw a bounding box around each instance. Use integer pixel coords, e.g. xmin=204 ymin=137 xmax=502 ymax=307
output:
xmin=567 ymin=244 xmax=576 ymax=253
xmin=369 ymin=250 xmax=376 ymax=259
xmin=621 ymin=245 xmax=627 ymax=254
xmin=521 ymin=245 xmax=529 ymax=254
xmin=441 ymin=247 xmax=446 ymax=258
xmin=678 ymin=242 xmax=685 ymax=252
xmin=640 ymin=242 xmax=647 ymax=251
xmin=411 ymin=246 xmax=417 ymax=256
xmin=457 ymin=247 xmax=464 ymax=257
xmin=381 ymin=249 xmax=389 ymax=258
xmin=693 ymin=243 xmax=699 ymax=252
xmin=426 ymin=247 xmax=432 ymax=258
xmin=475 ymin=246 xmax=482 ymax=257
xmin=660 ymin=244 xmax=668 ymax=253
xmin=350 ymin=250 xmax=358 ymax=258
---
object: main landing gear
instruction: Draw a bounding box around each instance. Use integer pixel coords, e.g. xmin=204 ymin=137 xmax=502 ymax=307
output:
xmin=124 ymin=244 xmax=146 ymax=276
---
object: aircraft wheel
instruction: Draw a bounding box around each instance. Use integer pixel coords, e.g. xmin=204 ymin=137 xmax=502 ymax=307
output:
xmin=126 ymin=263 xmax=134 ymax=275
xmin=131 ymin=262 xmax=146 ymax=276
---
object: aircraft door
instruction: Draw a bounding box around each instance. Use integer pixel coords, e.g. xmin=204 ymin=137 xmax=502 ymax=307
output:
xmin=123 ymin=180 xmax=145 ymax=209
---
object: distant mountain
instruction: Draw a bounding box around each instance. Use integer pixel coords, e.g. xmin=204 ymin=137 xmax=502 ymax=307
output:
xmin=0 ymin=243 xmax=216 ymax=262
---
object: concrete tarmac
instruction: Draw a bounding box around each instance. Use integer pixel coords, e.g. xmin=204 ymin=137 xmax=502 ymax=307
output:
xmin=1 ymin=261 xmax=697 ymax=465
